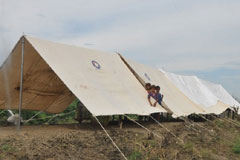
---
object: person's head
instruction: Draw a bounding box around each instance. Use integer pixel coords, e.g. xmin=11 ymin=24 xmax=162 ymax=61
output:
xmin=145 ymin=83 xmax=151 ymax=91
xmin=155 ymin=86 xmax=160 ymax=93
xmin=151 ymin=85 xmax=156 ymax=93
xmin=147 ymin=85 xmax=155 ymax=93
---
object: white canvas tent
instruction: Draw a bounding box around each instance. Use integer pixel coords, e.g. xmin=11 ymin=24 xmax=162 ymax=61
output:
xmin=0 ymin=36 xmax=166 ymax=116
xmin=123 ymin=58 xmax=206 ymax=117
xmin=162 ymin=70 xmax=231 ymax=114
xmin=200 ymin=79 xmax=240 ymax=113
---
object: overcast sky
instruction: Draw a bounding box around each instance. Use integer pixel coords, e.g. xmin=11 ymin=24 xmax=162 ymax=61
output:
xmin=0 ymin=0 xmax=239 ymax=98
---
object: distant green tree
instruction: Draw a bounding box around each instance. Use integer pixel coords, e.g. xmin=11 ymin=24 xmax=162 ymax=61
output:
xmin=0 ymin=99 xmax=79 ymax=125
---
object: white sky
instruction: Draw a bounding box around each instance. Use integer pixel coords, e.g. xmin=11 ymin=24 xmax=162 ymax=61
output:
xmin=0 ymin=0 xmax=239 ymax=98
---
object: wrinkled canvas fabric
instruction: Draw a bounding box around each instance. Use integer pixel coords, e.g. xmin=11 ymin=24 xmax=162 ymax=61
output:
xmin=162 ymin=70 xmax=232 ymax=114
xmin=0 ymin=36 xmax=166 ymax=115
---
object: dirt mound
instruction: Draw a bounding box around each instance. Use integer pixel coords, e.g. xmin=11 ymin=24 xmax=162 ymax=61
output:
xmin=0 ymin=119 xmax=240 ymax=160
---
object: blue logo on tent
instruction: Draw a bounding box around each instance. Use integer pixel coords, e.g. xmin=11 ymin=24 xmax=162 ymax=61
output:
xmin=144 ymin=73 xmax=151 ymax=81
xmin=92 ymin=60 xmax=101 ymax=69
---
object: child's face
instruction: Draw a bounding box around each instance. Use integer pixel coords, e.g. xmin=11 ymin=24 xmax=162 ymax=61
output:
xmin=156 ymin=88 xmax=160 ymax=93
xmin=151 ymin=88 xmax=155 ymax=93
xmin=145 ymin=85 xmax=151 ymax=91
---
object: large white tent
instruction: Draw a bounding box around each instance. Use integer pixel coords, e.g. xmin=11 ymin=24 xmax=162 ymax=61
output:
xmin=1 ymin=35 xmax=238 ymax=118
xmin=200 ymin=79 xmax=240 ymax=113
xmin=123 ymin=58 xmax=206 ymax=117
xmin=0 ymin=36 xmax=166 ymax=116
xmin=162 ymin=70 xmax=232 ymax=114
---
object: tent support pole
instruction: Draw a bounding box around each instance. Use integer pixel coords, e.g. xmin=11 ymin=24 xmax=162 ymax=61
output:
xmin=119 ymin=115 xmax=123 ymax=129
xmin=198 ymin=115 xmax=217 ymax=128
xmin=18 ymin=36 xmax=25 ymax=131
xmin=177 ymin=116 xmax=202 ymax=133
xmin=149 ymin=115 xmax=184 ymax=144
xmin=223 ymin=117 xmax=240 ymax=128
xmin=124 ymin=115 xmax=163 ymax=140
xmin=232 ymin=110 xmax=235 ymax=120
xmin=24 ymin=111 xmax=42 ymax=124
xmin=186 ymin=116 xmax=209 ymax=131
xmin=94 ymin=116 xmax=127 ymax=160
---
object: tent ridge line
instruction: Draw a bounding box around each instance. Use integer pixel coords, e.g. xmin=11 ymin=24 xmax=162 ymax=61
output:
xmin=117 ymin=53 xmax=170 ymax=114
xmin=117 ymin=53 xmax=145 ymax=87
xmin=0 ymin=36 xmax=26 ymax=69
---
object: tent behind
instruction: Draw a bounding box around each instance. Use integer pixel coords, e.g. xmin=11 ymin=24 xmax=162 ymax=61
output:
xmin=162 ymin=70 xmax=230 ymax=115
xmin=123 ymin=58 xmax=206 ymax=117
xmin=200 ymin=79 xmax=240 ymax=112
xmin=0 ymin=36 xmax=166 ymax=116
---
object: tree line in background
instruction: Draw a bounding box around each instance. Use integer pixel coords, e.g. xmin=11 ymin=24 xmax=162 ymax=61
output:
xmin=0 ymin=99 xmax=79 ymax=125
xmin=1 ymin=96 xmax=240 ymax=126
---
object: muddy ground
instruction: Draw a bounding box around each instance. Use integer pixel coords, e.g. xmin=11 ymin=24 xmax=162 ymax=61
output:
xmin=0 ymin=118 xmax=240 ymax=160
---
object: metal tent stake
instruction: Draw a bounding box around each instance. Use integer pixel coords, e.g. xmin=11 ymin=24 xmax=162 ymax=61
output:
xmin=18 ymin=36 xmax=25 ymax=130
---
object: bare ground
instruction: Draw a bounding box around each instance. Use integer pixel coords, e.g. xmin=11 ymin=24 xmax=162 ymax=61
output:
xmin=0 ymin=118 xmax=240 ymax=160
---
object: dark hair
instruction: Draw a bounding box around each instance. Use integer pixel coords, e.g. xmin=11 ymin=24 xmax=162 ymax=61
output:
xmin=148 ymin=86 xmax=153 ymax=90
xmin=145 ymin=83 xmax=151 ymax=87
xmin=155 ymin=86 xmax=160 ymax=90
xmin=145 ymin=83 xmax=151 ymax=90
xmin=151 ymin=85 xmax=156 ymax=89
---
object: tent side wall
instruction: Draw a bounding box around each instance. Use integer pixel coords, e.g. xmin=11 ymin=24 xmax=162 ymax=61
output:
xmin=0 ymin=37 xmax=76 ymax=113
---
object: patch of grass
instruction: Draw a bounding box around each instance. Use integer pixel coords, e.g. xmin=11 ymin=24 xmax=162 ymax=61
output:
xmin=215 ymin=120 xmax=225 ymax=128
xmin=0 ymin=144 xmax=15 ymax=152
xmin=147 ymin=139 xmax=157 ymax=147
xmin=199 ymin=148 xmax=214 ymax=160
xmin=211 ymin=135 xmax=221 ymax=144
xmin=128 ymin=151 xmax=143 ymax=160
xmin=182 ymin=142 xmax=194 ymax=153
xmin=0 ymin=154 xmax=4 ymax=159
xmin=232 ymin=138 xmax=240 ymax=154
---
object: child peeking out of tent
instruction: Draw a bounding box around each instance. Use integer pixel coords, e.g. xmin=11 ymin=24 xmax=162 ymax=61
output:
xmin=145 ymin=83 xmax=151 ymax=91
xmin=145 ymin=83 xmax=164 ymax=107
xmin=147 ymin=85 xmax=155 ymax=106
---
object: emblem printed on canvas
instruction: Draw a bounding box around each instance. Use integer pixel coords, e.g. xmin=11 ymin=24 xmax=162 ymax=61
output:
xmin=92 ymin=60 xmax=101 ymax=69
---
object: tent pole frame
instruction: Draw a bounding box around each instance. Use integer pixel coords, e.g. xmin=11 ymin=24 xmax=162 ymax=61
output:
xmin=18 ymin=35 xmax=25 ymax=130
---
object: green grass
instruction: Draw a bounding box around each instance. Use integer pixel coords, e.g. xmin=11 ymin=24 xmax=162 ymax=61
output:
xmin=0 ymin=144 xmax=16 ymax=152
xmin=128 ymin=151 xmax=143 ymax=160
xmin=182 ymin=142 xmax=194 ymax=153
xmin=199 ymin=148 xmax=215 ymax=160
xmin=215 ymin=120 xmax=225 ymax=128
xmin=232 ymin=138 xmax=240 ymax=154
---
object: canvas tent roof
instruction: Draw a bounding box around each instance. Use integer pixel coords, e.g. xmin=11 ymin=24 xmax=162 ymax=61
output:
xmin=200 ymin=79 xmax=240 ymax=107
xmin=123 ymin=58 xmax=206 ymax=117
xmin=0 ymin=36 xmax=166 ymax=116
xmin=200 ymin=79 xmax=240 ymax=113
xmin=161 ymin=70 xmax=230 ymax=114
